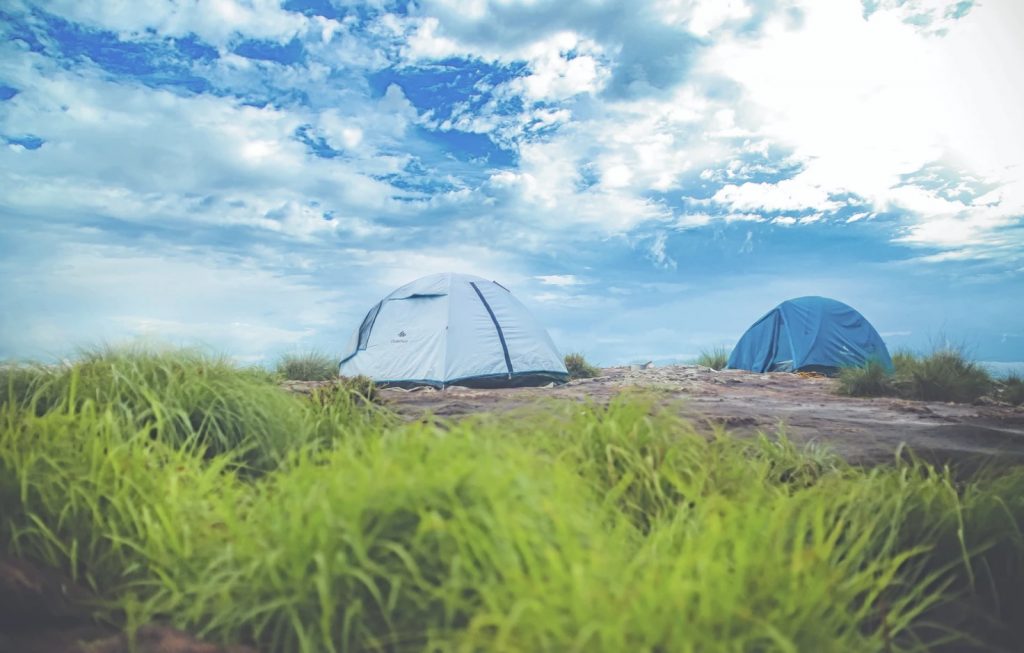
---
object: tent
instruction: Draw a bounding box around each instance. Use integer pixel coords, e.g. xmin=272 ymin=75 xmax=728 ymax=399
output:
xmin=339 ymin=272 xmax=569 ymax=388
xmin=727 ymin=296 xmax=892 ymax=374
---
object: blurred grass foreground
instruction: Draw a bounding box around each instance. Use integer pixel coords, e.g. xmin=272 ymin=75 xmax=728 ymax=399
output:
xmin=2 ymin=347 xmax=1024 ymax=652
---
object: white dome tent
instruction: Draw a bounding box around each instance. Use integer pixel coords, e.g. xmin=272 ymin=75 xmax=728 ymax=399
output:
xmin=339 ymin=272 xmax=568 ymax=388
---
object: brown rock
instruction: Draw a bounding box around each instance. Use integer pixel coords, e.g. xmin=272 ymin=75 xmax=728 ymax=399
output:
xmin=84 ymin=625 xmax=259 ymax=653
xmin=0 ymin=555 xmax=95 ymax=628
xmin=0 ymin=557 xmax=257 ymax=653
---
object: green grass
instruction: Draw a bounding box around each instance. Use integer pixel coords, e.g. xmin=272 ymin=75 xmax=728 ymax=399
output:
xmin=2 ymin=347 xmax=1024 ymax=651
xmin=837 ymin=359 xmax=894 ymax=397
xmin=695 ymin=346 xmax=730 ymax=371
xmin=903 ymin=349 xmax=992 ymax=403
xmin=1 ymin=347 xmax=385 ymax=472
xmin=564 ymin=352 xmax=600 ymax=380
xmin=275 ymin=351 xmax=338 ymax=381
xmin=310 ymin=374 xmax=381 ymax=407
xmin=892 ymin=348 xmax=918 ymax=375
xmin=839 ymin=347 xmax=994 ymax=404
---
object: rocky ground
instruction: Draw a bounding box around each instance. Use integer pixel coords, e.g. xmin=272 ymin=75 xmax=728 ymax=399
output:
xmin=323 ymin=364 xmax=1024 ymax=469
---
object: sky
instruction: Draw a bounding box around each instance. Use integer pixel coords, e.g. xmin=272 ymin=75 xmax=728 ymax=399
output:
xmin=1 ymin=0 xmax=1022 ymax=367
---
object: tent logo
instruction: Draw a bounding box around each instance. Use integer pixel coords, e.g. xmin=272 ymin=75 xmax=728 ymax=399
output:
xmin=391 ymin=330 xmax=409 ymax=344
xmin=398 ymin=330 xmax=407 ymax=337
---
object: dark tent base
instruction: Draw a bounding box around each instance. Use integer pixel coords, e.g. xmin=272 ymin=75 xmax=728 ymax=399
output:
xmin=375 ymin=370 xmax=569 ymax=390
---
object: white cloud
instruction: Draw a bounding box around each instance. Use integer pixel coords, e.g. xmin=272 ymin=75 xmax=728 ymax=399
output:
xmin=865 ymin=0 xmax=977 ymax=36
xmin=712 ymin=176 xmax=842 ymax=213
xmin=738 ymin=230 xmax=754 ymax=253
xmin=402 ymin=16 xmax=464 ymax=59
xmin=698 ymin=0 xmax=1024 ymax=252
xmin=339 ymin=245 xmax=525 ymax=293
xmin=529 ymin=290 xmax=613 ymax=309
xmin=15 ymin=0 xmax=1017 ymax=258
xmin=724 ymin=213 xmax=765 ymax=223
xmin=536 ymin=274 xmax=583 ymax=286
xmin=648 ymin=231 xmax=677 ymax=269
xmin=684 ymin=0 xmax=755 ymax=36
xmin=896 ymin=209 xmax=1019 ymax=248
xmin=885 ymin=184 xmax=967 ymax=215
xmin=0 ymin=49 xmax=416 ymax=239
xmin=468 ymin=75 xmax=737 ymax=236
xmin=601 ymin=161 xmax=634 ymax=188
xmin=482 ymin=132 xmax=675 ymax=234
xmin=674 ymin=213 xmax=715 ymax=229
xmin=508 ymin=32 xmax=610 ymax=101
xmin=2 ymin=0 xmax=1021 ymax=366
xmin=36 ymin=0 xmax=311 ymax=47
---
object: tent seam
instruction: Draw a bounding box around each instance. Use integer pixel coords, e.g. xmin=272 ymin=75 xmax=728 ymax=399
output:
xmin=442 ymin=274 xmax=453 ymax=389
xmin=780 ymin=309 xmax=800 ymax=370
xmin=470 ymin=281 xmax=514 ymax=377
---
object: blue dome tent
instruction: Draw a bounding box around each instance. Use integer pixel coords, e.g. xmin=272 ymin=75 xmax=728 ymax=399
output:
xmin=727 ymin=296 xmax=892 ymax=374
xmin=339 ymin=272 xmax=569 ymax=388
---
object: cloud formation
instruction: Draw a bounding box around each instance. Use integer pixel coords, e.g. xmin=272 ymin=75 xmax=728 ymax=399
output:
xmin=1 ymin=0 xmax=1021 ymax=364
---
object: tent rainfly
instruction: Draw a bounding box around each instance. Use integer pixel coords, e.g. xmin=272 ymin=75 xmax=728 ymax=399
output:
xmin=339 ymin=272 xmax=569 ymax=388
xmin=727 ymin=296 xmax=893 ymax=374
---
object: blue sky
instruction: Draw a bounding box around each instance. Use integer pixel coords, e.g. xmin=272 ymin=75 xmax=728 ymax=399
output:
xmin=1 ymin=0 xmax=1022 ymax=366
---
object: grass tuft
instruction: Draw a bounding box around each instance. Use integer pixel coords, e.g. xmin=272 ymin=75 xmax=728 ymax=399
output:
xmin=313 ymin=374 xmax=379 ymax=404
xmin=274 ymin=351 xmax=338 ymax=381
xmin=837 ymin=359 xmax=893 ymax=397
xmin=695 ymin=346 xmax=730 ymax=370
xmin=839 ymin=347 xmax=994 ymax=404
xmin=891 ymin=348 xmax=918 ymax=375
xmin=564 ymin=352 xmax=600 ymax=380
xmin=5 ymin=346 xmax=324 ymax=472
xmin=1 ymin=363 xmax=52 ymax=407
xmin=903 ymin=348 xmax=993 ymax=403
xmin=997 ymin=373 xmax=1024 ymax=406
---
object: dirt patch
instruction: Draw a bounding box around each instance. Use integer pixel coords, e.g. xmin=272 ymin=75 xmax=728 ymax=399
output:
xmin=0 ymin=556 xmax=257 ymax=653
xmin=365 ymin=365 xmax=1024 ymax=468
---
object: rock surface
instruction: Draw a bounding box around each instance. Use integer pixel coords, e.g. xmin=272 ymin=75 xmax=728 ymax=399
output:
xmin=319 ymin=365 xmax=1024 ymax=469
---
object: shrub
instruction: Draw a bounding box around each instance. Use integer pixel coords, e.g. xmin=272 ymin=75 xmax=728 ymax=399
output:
xmin=564 ymin=352 xmax=600 ymax=379
xmin=839 ymin=347 xmax=994 ymax=404
xmin=274 ymin=351 xmax=337 ymax=381
xmin=837 ymin=359 xmax=893 ymax=397
xmin=903 ymin=348 xmax=992 ymax=403
xmin=695 ymin=347 xmax=730 ymax=370
xmin=998 ymin=373 xmax=1024 ymax=406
